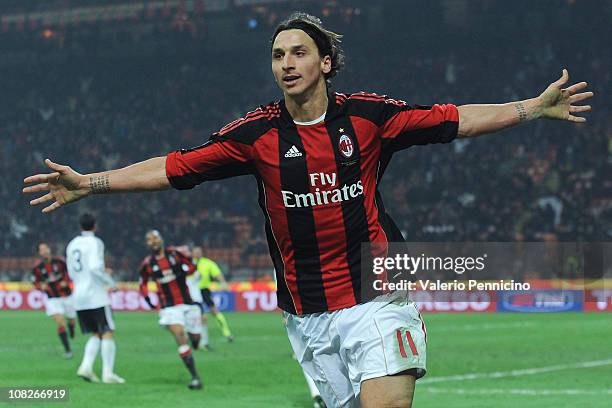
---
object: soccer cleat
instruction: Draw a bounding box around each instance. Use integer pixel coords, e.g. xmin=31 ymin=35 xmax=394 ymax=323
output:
xmin=313 ymin=395 xmax=326 ymax=408
xmin=226 ymin=335 xmax=235 ymax=343
xmin=187 ymin=377 xmax=203 ymax=390
xmin=102 ymin=373 xmax=126 ymax=384
xmin=77 ymin=367 xmax=100 ymax=383
xmin=63 ymin=351 xmax=73 ymax=360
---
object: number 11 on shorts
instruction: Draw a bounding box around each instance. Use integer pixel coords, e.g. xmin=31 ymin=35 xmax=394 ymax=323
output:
xmin=396 ymin=329 xmax=418 ymax=358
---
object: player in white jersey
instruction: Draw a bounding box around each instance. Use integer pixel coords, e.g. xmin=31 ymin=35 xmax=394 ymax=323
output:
xmin=66 ymin=213 xmax=125 ymax=384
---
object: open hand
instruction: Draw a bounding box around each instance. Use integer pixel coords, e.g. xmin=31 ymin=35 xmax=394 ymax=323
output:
xmin=23 ymin=159 xmax=90 ymax=213
xmin=538 ymin=69 xmax=593 ymax=122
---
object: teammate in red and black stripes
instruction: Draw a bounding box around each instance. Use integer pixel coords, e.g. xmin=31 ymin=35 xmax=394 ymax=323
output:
xmin=25 ymin=11 xmax=593 ymax=407
xmin=139 ymin=230 xmax=203 ymax=390
xmin=32 ymin=242 xmax=77 ymax=359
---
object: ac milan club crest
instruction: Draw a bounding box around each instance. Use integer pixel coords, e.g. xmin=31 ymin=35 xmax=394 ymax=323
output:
xmin=338 ymin=134 xmax=354 ymax=158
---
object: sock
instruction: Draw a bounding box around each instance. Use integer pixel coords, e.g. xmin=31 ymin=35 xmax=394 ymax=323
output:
xmin=101 ymin=339 xmax=116 ymax=378
xmin=178 ymin=345 xmax=198 ymax=378
xmin=57 ymin=326 xmax=70 ymax=352
xmin=68 ymin=321 xmax=75 ymax=339
xmin=188 ymin=333 xmax=201 ymax=349
xmin=80 ymin=336 xmax=100 ymax=372
xmin=214 ymin=313 xmax=231 ymax=337
xmin=201 ymin=325 xmax=209 ymax=347
xmin=303 ymin=369 xmax=320 ymax=398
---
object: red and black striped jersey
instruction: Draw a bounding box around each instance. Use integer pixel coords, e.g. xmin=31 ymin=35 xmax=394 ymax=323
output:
xmin=32 ymin=257 xmax=72 ymax=298
xmin=166 ymin=92 xmax=459 ymax=315
xmin=139 ymin=247 xmax=196 ymax=308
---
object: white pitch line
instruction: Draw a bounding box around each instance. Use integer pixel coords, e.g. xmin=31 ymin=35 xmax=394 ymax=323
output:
xmin=420 ymin=358 xmax=612 ymax=384
xmin=424 ymin=388 xmax=612 ymax=396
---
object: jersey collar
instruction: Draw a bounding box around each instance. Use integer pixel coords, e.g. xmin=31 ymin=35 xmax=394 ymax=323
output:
xmin=279 ymin=90 xmax=340 ymax=128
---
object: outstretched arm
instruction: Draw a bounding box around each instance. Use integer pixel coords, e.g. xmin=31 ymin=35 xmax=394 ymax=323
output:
xmin=23 ymin=156 xmax=170 ymax=213
xmin=457 ymin=69 xmax=593 ymax=138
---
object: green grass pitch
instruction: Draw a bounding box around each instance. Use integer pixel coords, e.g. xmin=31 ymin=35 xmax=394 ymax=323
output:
xmin=1 ymin=311 xmax=610 ymax=407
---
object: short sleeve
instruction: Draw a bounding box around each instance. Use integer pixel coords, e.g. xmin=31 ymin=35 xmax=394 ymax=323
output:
xmin=346 ymin=93 xmax=459 ymax=153
xmin=381 ymin=103 xmax=459 ymax=152
xmin=209 ymin=259 xmax=221 ymax=278
xmin=173 ymin=250 xmax=196 ymax=274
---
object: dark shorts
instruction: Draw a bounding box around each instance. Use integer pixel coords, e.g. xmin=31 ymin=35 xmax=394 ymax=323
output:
xmin=200 ymin=289 xmax=215 ymax=308
xmin=77 ymin=305 xmax=115 ymax=334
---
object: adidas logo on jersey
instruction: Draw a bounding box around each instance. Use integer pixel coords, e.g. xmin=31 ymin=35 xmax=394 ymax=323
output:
xmin=284 ymin=145 xmax=303 ymax=158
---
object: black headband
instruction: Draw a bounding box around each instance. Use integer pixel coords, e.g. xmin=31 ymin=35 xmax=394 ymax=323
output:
xmin=272 ymin=21 xmax=333 ymax=58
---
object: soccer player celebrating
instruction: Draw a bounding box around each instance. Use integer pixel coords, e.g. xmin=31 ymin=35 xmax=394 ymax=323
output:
xmin=32 ymin=242 xmax=76 ymax=359
xmin=139 ymin=230 xmax=203 ymax=390
xmin=66 ymin=214 xmax=124 ymax=384
xmin=24 ymin=12 xmax=593 ymax=407
xmin=192 ymin=246 xmax=234 ymax=342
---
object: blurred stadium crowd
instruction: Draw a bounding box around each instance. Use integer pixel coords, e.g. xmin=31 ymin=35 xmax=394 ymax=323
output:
xmin=1 ymin=0 xmax=610 ymax=280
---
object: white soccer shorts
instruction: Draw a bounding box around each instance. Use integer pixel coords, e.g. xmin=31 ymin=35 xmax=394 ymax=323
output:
xmin=45 ymin=295 xmax=77 ymax=319
xmin=189 ymin=285 xmax=203 ymax=304
xmin=285 ymin=295 xmax=427 ymax=407
xmin=158 ymin=304 xmax=202 ymax=334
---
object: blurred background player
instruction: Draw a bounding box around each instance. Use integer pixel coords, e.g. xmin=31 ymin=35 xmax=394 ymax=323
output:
xmin=193 ymin=246 xmax=234 ymax=342
xmin=67 ymin=213 xmax=124 ymax=384
xmin=139 ymin=230 xmax=203 ymax=390
xmin=32 ymin=242 xmax=76 ymax=359
xmin=184 ymin=246 xmax=211 ymax=351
